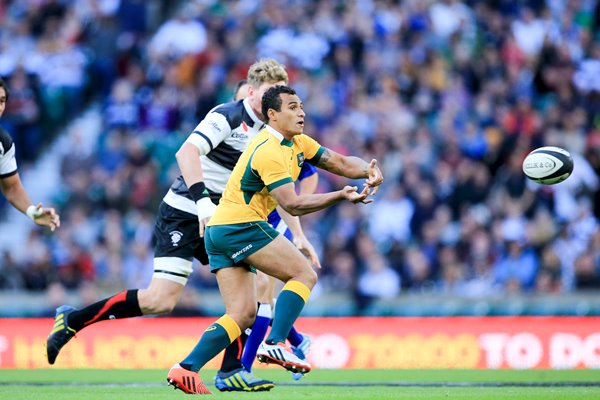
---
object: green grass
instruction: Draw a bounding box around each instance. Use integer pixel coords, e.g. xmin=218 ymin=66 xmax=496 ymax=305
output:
xmin=1 ymin=369 xmax=599 ymax=399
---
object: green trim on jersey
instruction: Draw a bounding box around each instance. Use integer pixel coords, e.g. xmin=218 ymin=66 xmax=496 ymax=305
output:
xmin=307 ymin=146 xmax=325 ymax=165
xmin=267 ymin=177 xmax=293 ymax=192
xmin=240 ymin=139 xmax=269 ymax=204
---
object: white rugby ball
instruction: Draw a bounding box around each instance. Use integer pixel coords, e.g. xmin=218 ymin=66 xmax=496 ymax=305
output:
xmin=522 ymin=146 xmax=573 ymax=185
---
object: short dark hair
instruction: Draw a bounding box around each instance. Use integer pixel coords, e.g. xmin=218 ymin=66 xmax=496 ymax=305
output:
xmin=0 ymin=78 xmax=8 ymax=101
xmin=233 ymin=79 xmax=247 ymax=100
xmin=261 ymin=85 xmax=297 ymax=123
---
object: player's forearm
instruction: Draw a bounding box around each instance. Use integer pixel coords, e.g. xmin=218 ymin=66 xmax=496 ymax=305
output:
xmin=335 ymin=156 xmax=370 ymax=179
xmin=0 ymin=174 xmax=33 ymax=215
xmin=176 ymin=142 xmax=205 ymax=187
xmin=317 ymin=150 xmax=369 ymax=179
xmin=281 ymin=191 xmax=345 ymax=216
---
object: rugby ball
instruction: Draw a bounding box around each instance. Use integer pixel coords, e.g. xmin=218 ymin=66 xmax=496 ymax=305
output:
xmin=522 ymin=146 xmax=573 ymax=185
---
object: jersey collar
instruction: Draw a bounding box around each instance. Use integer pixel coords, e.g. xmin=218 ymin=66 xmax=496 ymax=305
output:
xmin=242 ymin=98 xmax=264 ymax=128
xmin=266 ymin=125 xmax=293 ymax=147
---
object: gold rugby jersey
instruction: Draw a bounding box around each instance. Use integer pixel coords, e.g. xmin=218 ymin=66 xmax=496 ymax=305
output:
xmin=208 ymin=125 xmax=324 ymax=225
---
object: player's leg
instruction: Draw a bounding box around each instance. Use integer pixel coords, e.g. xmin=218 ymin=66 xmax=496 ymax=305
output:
xmin=244 ymin=234 xmax=317 ymax=374
xmin=240 ymin=271 xmax=275 ymax=372
xmin=168 ymin=266 xmax=256 ymax=394
xmin=206 ymin=228 xmax=274 ymax=392
xmin=46 ymin=202 xmax=196 ymax=365
xmin=214 ymin=276 xmax=274 ymax=392
xmin=279 ymin=226 xmax=313 ymax=377
xmin=46 ymin=260 xmax=189 ymax=365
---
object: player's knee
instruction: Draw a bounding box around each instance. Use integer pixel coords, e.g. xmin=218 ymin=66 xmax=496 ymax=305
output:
xmin=229 ymin=305 xmax=257 ymax=330
xmin=303 ymin=267 xmax=318 ymax=289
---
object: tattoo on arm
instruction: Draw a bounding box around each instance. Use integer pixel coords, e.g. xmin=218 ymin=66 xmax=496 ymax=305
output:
xmin=317 ymin=149 xmax=331 ymax=166
xmin=316 ymin=148 xmax=339 ymax=174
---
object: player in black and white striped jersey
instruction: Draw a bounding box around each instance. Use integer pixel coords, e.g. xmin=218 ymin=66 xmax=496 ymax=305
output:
xmin=0 ymin=78 xmax=60 ymax=231
xmin=46 ymin=59 xmax=319 ymax=393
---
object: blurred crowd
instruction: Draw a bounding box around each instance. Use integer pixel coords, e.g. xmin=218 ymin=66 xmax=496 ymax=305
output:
xmin=2 ymin=0 xmax=600 ymax=314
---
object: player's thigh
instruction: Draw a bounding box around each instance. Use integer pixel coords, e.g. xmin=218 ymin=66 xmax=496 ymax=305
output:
xmin=215 ymin=267 xmax=257 ymax=325
xmin=244 ymin=235 xmax=312 ymax=283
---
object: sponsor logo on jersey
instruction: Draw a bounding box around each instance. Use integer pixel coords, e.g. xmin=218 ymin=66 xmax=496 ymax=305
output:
xmin=170 ymin=230 xmax=183 ymax=246
xmin=205 ymin=325 xmax=217 ymax=332
xmin=297 ymin=152 xmax=305 ymax=167
xmin=208 ymin=121 xmax=221 ymax=132
xmin=231 ymin=131 xmax=248 ymax=139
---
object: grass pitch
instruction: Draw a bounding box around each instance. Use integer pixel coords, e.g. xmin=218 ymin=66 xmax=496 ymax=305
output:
xmin=1 ymin=368 xmax=599 ymax=399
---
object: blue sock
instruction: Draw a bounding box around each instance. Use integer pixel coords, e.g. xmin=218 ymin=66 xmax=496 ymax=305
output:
xmin=287 ymin=325 xmax=304 ymax=347
xmin=241 ymin=303 xmax=272 ymax=371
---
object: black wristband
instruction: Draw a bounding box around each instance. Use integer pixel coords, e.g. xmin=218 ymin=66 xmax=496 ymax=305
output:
xmin=189 ymin=182 xmax=209 ymax=202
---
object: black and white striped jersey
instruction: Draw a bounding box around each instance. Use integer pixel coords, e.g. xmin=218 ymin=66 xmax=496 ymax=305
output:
xmin=0 ymin=127 xmax=17 ymax=179
xmin=163 ymin=98 xmax=265 ymax=215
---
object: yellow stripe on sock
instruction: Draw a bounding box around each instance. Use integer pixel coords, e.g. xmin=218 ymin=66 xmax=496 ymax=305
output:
xmin=215 ymin=314 xmax=241 ymax=342
xmin=281 ymin=280 xmax=311 ymax=303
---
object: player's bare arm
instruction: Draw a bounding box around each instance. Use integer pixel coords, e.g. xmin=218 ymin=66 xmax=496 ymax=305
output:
xmin=316 ymin=148 xmax=384 ymax=194
xmin=0 ymin=173 xmax=60 ymax=231
xmin=176 ymin=142 xmax=205 ymax=186
xmin=175 ymin=142 xmax=214 ymax=237
xmin=270 ymin=182 xmax=370 ymax=217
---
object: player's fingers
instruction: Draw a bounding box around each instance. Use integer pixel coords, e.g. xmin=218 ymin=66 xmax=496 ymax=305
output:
xmin=313 ymin=254 xmax=322 ymax=269
xmin=370 ymin=185 xmax=380 ymax=195
xmin=199 ymin=221 xmax=205 ymax=238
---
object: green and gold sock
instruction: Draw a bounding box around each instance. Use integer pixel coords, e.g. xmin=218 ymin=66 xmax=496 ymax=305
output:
xmin=180 ymin=314 xmax=241 ymax=372
xmin=267 ymin=280 xmax=310 ymax=344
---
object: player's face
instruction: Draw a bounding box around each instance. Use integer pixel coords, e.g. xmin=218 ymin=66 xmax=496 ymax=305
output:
xmin=270 ymin=93 xmax=305 ymax=136
xmin=249 ymin=81 xmax=286 ymax=120
xmin=0 ymin=88 xmax=6 ymax=117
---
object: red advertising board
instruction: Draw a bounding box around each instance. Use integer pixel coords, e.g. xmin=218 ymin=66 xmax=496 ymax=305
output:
xmin=0 ymin=317 xmax=599 ymax=369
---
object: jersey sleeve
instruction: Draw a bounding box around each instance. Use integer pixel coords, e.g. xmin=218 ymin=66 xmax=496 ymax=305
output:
xmin=253 ymin=146 xmax=293 ymax=191
xmin=0 ymin=130 xmax=17 ymax=178
xmin=299 ymin=134 xmax=325 ymax=165
xmin=184 ymin=110 xmax=231 ymax=155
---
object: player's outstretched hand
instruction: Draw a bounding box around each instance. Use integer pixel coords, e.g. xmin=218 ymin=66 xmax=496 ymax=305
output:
xmin=293 ymin=235 xmax=321 ymax=269
xmin=364 ymin=159 xmax=383 ymax=195
xmin=30 ymin=203 xmax=61 ymax=231
xmin=342 ymin=185 xmax=373 ymax=204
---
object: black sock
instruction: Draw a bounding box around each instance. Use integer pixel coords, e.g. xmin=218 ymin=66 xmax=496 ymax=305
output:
xmin=67 ymin=289 xmax=143 ymax=332
xmin=219 ymin=332 xmax=248 ymax=373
